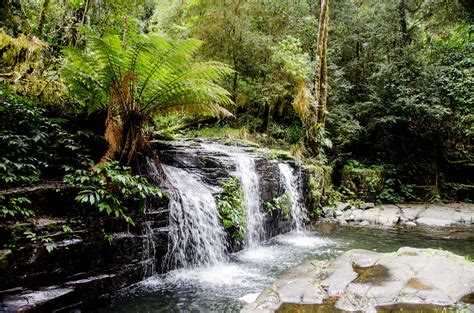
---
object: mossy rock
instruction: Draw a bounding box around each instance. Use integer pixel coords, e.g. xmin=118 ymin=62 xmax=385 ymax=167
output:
xmin=221 ymin=138 xmax=260 ymax=148
xmin=304 ymin=164 xmax=333 ymax=213
xmin=268 ymin=149 xmax=294 ymax=160
xmin=0 ymin=249 xmax=12 ymax=270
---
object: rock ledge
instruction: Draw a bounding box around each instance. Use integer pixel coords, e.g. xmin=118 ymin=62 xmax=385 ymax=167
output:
xmin=242 ymin=247 xmax=474 ymax=312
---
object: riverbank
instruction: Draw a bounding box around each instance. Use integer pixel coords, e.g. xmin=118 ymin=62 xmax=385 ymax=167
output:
xmin=320 ymin=202 xmax=473 ymax=228
xmin=92 ymin=222 xmax=473 ymax=312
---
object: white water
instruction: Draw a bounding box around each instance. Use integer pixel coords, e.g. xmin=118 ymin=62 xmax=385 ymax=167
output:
xmin=236 ymin=154 xmax=265 ymax=247
xmin=162 ymin=165 xmax=228 ymax=269
xmin=104 ymin=231 xmax=338 ymax=312
xmin=141 ymin=218 xmax=156 ymax=277
xmin=278 ymin=163 xmax=308 ymax=232
xmin=200 ymin=143 xmax=266 ymax=248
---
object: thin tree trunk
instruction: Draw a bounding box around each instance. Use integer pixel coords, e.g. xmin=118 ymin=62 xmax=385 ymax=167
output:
xmin=305 ymin=0 xmax=329 ymax=157
xmin=36 ymin=0 xmax=50 ymax=37
xmin=399 ymin=0 xmax=409 ymax=46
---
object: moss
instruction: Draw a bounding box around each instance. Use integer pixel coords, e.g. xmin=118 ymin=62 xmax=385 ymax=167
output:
xmin=268 ymin=149 xmax=294 ymax=160
xmin=0 ymin=249 xmax=12 ymax=270
xmin=183 ymin=126 xmax=248 ymax=139
xmin=304 ymin=164 xmax=333 ymax=216
xmin=222 ymin=138 xmax=260 ymax=148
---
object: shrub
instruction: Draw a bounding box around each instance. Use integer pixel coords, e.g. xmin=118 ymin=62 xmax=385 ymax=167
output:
xmin=266 ymin=193 xmax=292 ymax=220
xmin=64 ymin=161 xmax=163 ymax=225
xmin=216 ymin=178 xmax=246 ymax=240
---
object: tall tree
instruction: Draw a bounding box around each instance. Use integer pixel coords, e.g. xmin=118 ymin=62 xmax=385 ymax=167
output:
xmin=304 ymin=0 xmax=329 ymax=157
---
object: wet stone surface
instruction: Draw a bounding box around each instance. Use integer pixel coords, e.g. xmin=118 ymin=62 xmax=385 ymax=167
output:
xmin=242 ymin=247 xmax=474 ymax=313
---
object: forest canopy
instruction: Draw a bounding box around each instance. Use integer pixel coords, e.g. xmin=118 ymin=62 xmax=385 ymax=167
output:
xmin=1 ymin=0 xmax=473 ymax=214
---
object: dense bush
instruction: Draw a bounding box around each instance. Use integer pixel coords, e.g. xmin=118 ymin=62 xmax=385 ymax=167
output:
xmin=64 ymin=161 xmax=163 ymax=225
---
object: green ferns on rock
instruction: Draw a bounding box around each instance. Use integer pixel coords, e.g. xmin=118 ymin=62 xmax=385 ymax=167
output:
xmin=266 ymin=193 xmax=292 ymax=221
xmin=64 ymin=161 xmax=163 ymax=225
xmin=216 ymin=177 xmax=246 ymax=241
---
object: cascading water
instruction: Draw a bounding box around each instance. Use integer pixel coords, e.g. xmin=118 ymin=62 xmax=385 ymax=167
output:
xmin=278 ymin=163 xmax=308 ymax=232
xmin=142 ymin=210 xmax=156 ymax=278
xmin=200 ymin=143 xmax=266 ymax=248
xmin=235 ymin=154 xmax=265 ymax=247
xmin=162 ymin=165 xmax=228 ymax=270
xmin=141 ymin=158 xmax=162 ymax=278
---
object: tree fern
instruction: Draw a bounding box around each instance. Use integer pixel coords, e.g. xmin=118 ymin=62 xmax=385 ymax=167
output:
xmin=62 ymin=33 xmax=234 ymax=164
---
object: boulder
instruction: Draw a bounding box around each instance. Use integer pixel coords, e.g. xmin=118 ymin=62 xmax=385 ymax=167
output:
xmin=243 ymin=247 xmax=474 ymax=312
xmin=360 ymin=202 xmax=375 ymax=210
xmin=335 ymin=202 xmax=351 ymax=212
xmin=322 ymin=206 xmax=335 ymax=218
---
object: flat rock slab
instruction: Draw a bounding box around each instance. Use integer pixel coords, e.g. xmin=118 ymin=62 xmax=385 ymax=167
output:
xmin=242 ymin=247 xmax=474 ymax=312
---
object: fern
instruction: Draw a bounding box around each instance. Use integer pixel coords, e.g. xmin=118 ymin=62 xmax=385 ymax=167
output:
xmin=62 ymin=34 xmax=234 ymax=163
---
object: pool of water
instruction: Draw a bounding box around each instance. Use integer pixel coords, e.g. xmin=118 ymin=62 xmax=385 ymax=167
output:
xmin=95 ymin=224 xmax=473 ymax=313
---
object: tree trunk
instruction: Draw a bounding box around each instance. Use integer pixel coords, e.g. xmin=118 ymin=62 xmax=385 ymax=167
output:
xmin=305 ymin=0 xmax=329 ymax=157
xmin=398 ymin=0 xmax=410 ymax=46
xmin=95 ymin=72 xmax=135 ymax=168
xmin=36 ymin=0 xmax=50 ymax=37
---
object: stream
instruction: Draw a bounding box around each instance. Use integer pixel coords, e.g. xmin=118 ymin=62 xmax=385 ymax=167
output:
xmin=95 ymin=225 xmax=473 ymax=312
xmin=94 ymin=141 xmax=473 ymax=312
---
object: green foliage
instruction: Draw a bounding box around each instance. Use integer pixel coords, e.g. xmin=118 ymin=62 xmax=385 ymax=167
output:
xmin=216 ymin=178 xmax=246 ymax=240
xmin=378 ymin=179 xmax=404 ymax=204
xmin=266 ymin=193 xmax=292 ymax=221
xmin=0 ymin=89 xmax=88 ymax=190
xmin=348 ymin=199 xmax=364 ymax=208
xmin=0 ymin=195 xmax=33 ymax=219
xmin=102 ymin=229 xmax=114 ymax=245
xmin=341 ymin=161 xmax=384 ymax=193
xmin=64 ymin=161 xmax=163 ymax=225
xmin=328 ymin=189 xmax=343 ymax=207
xmin=0 ymin=90 xmax=51 ymax=188
xmin=62 ymin=34 xmax=234 ymax=116
xmin=23 ymin=229 xmax=57 ymax=253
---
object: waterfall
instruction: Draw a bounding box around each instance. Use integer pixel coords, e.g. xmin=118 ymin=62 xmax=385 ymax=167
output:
xmin=236 ymin=155 xmax=265 ymax=247
xmin=278 ymin=163 xmax=308 ymax=232
xmin=162 ymin=165 xmax=228 ymax=270
xmin=200 ymin=143 xmax=266 ymax=248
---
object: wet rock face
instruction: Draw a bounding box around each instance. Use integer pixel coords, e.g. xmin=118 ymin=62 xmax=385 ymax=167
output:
xmin=154 ymin=139 xmax=293 ymax=241
xmin=0 ymin=183 xmax=169 ymax=312
xmin=242 ymin=247 xmax=474 ymax=313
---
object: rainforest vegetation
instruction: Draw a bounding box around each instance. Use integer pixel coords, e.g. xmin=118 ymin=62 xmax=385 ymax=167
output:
xmin=0 ymin=0 xmax=473 ymax=226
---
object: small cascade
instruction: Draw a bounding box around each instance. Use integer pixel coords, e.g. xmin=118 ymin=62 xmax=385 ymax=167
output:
xmin=278 ymin=163 xmax=308 ymax=232
xmin=141 ymin=158 xmax=161 ymax=278
xmin=162 ymin=165 xmax=228 ymax=270
xmin=200 ymin=143 xmax=267 ymax=247
xmin=236 ymin=155 xmax=265 ymax=247
xmin=142 ymin=211 xmax=156 ymax=278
